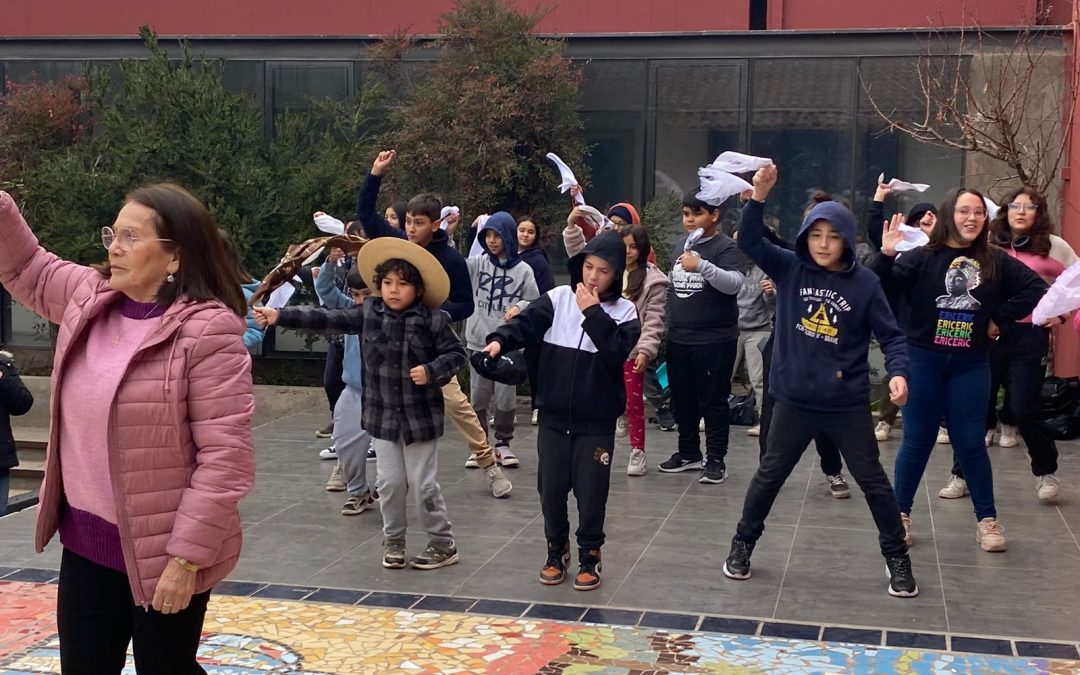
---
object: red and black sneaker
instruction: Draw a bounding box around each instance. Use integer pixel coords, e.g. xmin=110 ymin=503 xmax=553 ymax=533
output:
xmin=574 ymin=548 xmax=602 ymax=591
xmin=540 ymin=541 xmax=570 ymax=585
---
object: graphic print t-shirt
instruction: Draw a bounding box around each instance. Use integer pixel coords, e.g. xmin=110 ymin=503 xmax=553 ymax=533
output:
xmin=666 ymin=233 xmax=743 ymax=344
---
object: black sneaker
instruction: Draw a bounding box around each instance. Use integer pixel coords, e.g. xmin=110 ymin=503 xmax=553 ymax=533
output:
xmin=723 ymin=537 xmax=755 ymax=580
xmin=539 ymin=541 xmax=570 ymax=585
xmin=409 ymin=541 xmax=459 ymax=570
xmin=658 ymin=453 xmax=703 ymax=473
xmin=366 ymin=447 xmax=376 ymax=460
xmin=827 ymin=473 xmax=851 ymax=499
xmin=574 ymin=548 xmax=602 ymax=591
xmin=885 ymin=554 xmax=919 ymax=598
xmin=656 ymin=405 xmax=677 ymax=432
xmin=699 ymin=461 xmax=727 ymax=484
xmin=382 ymin=539 xmax=406 ymax=569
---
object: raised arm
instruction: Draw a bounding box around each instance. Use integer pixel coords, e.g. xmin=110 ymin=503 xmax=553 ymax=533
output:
xmin=314 ymin=261 xmax=352 ymax=310
xmin=0 ymin=192 xmax=100 ymax=324
xmin=355 ymin=151 xmax=406 ymax=241
xmin=866 ymin=182 xmax=890 ymax=250
xmin=276 ymin=304 xmax=365 ymax=334
xmin=737 ymin=166 xmax=797 ymax=282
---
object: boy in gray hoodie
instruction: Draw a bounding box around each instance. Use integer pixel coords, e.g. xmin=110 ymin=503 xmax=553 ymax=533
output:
xmin=466 ymin=211 xmax=539 ymax=467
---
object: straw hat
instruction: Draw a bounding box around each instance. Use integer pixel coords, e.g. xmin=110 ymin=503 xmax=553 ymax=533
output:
xmin=357 ymin=238 xmax=450 ymax=308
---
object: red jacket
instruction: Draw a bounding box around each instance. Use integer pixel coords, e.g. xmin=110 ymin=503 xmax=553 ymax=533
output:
xmin=0 ymin=192 xmax=255 ymax=606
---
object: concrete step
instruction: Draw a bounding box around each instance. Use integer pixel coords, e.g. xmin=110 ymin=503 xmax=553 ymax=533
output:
xmin=13 ymin=428 xmax=47 ymax=465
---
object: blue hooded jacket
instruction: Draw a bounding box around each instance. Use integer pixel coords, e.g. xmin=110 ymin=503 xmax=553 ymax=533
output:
xmin=737 ymin=199 xmax=909 ymax=412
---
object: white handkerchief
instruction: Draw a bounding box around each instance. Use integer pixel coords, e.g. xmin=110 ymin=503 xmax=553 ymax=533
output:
xmin=546 ymin=152 xmax=586 ymax=205
xmin=576 ymin=205 xmax=616 ymax=233
xmin=1033 ymin=261 xmax=1080 ymax=324
xmin=266 ymin=283 xmax=296 ymax=309
xmin=439 ymin=206 xmax=460 ymax=231
xmin=684 ymin=228 xmax=705 ymax=252
xmin=877 ymin=173 xmax=930 ymax=193
xmin=706 ymin=151 xmax=773 ymax=174
xmin=468 ymin=214 xmax=490 ymax=258
xmin=984 ymin=197 xmax=1000 ymax=221
xmin=895 ymin=224 xmax=930 ymax=252
xmin=314 ymin=213 xmax=345 ymax=235
xmin=696 ymin=168 xmax=752 ymax=206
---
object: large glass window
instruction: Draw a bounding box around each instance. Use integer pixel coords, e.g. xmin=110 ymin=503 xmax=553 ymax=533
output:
xmin=3 ymin=60 xmax=87 ymax=83
xmin=750 ymin=59 xmax=856 ymax=240
xmin=266 ymin=61 xmax=354 ymax=135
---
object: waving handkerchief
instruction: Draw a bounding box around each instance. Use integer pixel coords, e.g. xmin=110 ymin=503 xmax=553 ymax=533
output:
xmin=983 ymin=196 xmax=1000 ymax=221
xmin=697 ymin=168 xmax=752 ymax=206
xmin=895 ymin=224 xmax=930 ymax=252
xmin=546 ymin=152 xmax=586 ymax=206
xmin=877 ymin=173 xmax=930 ymax=193
xmin=313 ymin=212 xmax=346 ymax=236
xmin=468 ymin=214 xmax=490 ymax=258
xmin=1033 ymin=261 xmax=1080 ymax=325
xmin=706 ymin=151 xmax=773 ymax=174
xmin=439 ymin=205 xmax=460 ymax=230
xmin=576 ymin=205 xmax=616 ymax=235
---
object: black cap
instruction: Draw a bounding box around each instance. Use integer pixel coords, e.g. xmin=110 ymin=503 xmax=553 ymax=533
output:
xmin=470 ymin=350 xmax=529 ymax=386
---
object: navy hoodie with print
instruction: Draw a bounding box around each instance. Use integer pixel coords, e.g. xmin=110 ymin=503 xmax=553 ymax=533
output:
xmin=738 ymin=199 xmax=909 ymax=412
xmin=489 ymin=231 xmax=641 ymax=433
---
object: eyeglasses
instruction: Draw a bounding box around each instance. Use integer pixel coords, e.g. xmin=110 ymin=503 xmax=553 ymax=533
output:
xmin=1007 ymin=202 xmax=1038 ymax=213
xmin=954 ymin=208 xmax=987 ymax=219
xmin=101 ymin=226 xmax=173 ymax=251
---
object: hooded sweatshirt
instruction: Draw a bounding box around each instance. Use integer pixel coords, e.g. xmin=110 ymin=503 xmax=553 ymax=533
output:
xmin=738 ymin=199 xmax=910 ymax=412
xmin=489 ymin=231 xmax=641 ymax=433
xmin=519 ymin=246 xmax=555 ymax=294
xmin=465 ymin=211 xmax=539 ymax=351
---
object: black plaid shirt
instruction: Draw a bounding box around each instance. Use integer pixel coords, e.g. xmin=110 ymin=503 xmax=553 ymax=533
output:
xmin=278 ymin=298 xmax=466 ymax=444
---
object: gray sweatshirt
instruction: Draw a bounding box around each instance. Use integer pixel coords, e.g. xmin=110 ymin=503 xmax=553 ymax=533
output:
xmin=737 ymin=264 xmax=776 ymax=332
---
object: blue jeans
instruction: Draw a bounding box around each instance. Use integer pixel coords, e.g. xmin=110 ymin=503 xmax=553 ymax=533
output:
xmin=894 ymin=346 xmax=996 ymax=521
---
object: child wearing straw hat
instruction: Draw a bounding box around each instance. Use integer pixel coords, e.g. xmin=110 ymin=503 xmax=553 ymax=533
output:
xmin=256 ymin=238 xmax=466 ymax=570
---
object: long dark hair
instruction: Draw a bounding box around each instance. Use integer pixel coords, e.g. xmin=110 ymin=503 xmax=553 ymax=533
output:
xmin=929 ymin=187 xmax=996 ymax=280
xmin=96 ymin=184 xmax=247 ymax=316
xmin=515 ymin=215 xmax=542 ymax=251
xmin=989 ymin=185 xmax=1052 ymax=256
xmin=621 ymin=224 xmax=652 ymax=301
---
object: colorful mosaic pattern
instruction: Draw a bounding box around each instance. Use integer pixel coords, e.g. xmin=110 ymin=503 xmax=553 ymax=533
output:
xmin=1 ymin=580 xmax=1078 ymax=674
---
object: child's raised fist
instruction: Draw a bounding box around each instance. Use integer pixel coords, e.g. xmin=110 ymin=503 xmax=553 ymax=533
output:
xmin=371 ymin=150 xmax=397 ymax=176
xmin=751 ymin=164 xmax=778 ymax=201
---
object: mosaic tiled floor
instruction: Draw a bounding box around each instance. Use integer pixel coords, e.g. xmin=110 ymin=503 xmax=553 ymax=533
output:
xmin=2 ymin=581 xmax=1079 ymax=674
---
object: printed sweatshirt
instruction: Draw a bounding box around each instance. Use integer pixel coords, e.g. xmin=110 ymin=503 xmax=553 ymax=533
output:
xmin=871 ymin=243 xmax=1047 ymax=354
xmin=465 ymin=212 xmax=539 ymax=351
xmin=489 ymin=232 xmax=641 ymax=433
xmin=739 ymin=198 xmax=909 ymax=412
xmin=737 ymin=264 xmax=776 ymax=332
xmin=665 ymin=231 xmax=744 ymax=344
xmin=356 ymin=172 xmax=474 ymax=322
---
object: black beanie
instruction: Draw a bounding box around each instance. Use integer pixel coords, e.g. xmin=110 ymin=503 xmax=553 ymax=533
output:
xmin=606 ymin=205 xmax=633 ymax=224
xmin=906 ymin=202 xmax=937 ymax=226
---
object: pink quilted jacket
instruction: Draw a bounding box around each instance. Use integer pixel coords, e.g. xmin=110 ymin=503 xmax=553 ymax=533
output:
xmin=0 ymin=192 xmax=255 ymax=606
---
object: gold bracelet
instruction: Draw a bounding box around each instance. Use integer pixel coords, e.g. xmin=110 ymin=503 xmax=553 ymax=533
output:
xmin=174 ymin=557 xmax=200 ymax=573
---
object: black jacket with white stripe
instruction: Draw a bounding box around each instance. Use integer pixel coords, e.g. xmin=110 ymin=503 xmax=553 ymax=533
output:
xmin=489 ymin=286 xmax=640 ymax=435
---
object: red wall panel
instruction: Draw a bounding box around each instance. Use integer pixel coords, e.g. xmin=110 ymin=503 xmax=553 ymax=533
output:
xmin=0 ymin=0 xmax=747 ymax=37
xmin=772 ymin=0 xmax=1041 ymax=30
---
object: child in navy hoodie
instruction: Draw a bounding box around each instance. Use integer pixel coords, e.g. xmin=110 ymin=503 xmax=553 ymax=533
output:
xmin=725 ymin=165 xmax=918 ymax=598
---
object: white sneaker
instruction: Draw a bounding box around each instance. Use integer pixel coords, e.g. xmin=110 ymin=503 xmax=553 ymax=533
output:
xmin=699 ymin=418 xmax=705 ymax=432
xmin=875 ymin=421 xmax=892 ymax=442
xmin=531 ymin=409 xmax=539 ymax=426
xmin=746 ymin=425 xmax=761 ymax=438
xmin=326 ymin=462 xmax=346 ymax=492
xmin=1036 ymin=474 xmax=1060 ymax=502
xmin=496 ymin=445 xmax=520 ymax=468
xmin=935 ymin=428 xmax=951 ymax=445
xmin=486 ymin=465 xmax=512 ymax=498
xmin=984 ymin=428 xmax=996 ymax=447
xmin=999 ymin=424 xmax=1019 ymax=448
xmin=627 ymin=448 xmax=646 ymax=476
xmin=465 ymin=456 xmax=480 ymax=469
xmin=319 ymin=445 xmax=338 ymax=460
xmin=615 ymin=416 xmax=628 ymax=439
xmin=937 ymin=475 xmax=969 ymax=499
xmin=976 ymin=518 xmax=1008 ymax=552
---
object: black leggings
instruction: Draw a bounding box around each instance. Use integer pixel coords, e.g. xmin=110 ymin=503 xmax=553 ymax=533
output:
xmin=57 ymin=549 xmax=210 ymax=674
xmin=324 ymin=339 xmax=346 ymax=413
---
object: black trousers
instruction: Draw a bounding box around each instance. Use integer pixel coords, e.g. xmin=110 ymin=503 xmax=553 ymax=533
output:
xmin=537 ymin=424 xmax=614 ymax=550
xmin=524 ymin=345 xmax=541 ymax=409
xmin=324 ymin=339 xmax=346 ymax=413
xmin=667 ymin=340 xmax=737 ymax=465
xmin=57 ymin=549 xmax=210 ymax=674
xmin=758 ymin=335 xmax=844 ymax=475
xmin=953 ymin=323 xmax=1057 ymax=478
xmin=737 ymin=401 xmax=907 ymax=557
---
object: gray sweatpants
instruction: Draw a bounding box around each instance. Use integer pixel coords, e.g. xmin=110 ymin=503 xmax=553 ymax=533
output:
xmin=332 ymin=385 xmax=372 ymax=498
xmin=373 ymin=436 xmax=453 ymax=545
xmin=469 ymin=358 xmax=517 ymax=443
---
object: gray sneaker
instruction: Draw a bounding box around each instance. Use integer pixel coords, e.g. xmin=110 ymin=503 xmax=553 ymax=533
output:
xmin=382 ymin=539 xmax=407 ymax=569
xmin=409 ymin=541 xmax=459 ymax=570
xmin=486 ymin=465 xmax=513 ymax=498
xmin=325 ymin=462 xmax=346 ymax=492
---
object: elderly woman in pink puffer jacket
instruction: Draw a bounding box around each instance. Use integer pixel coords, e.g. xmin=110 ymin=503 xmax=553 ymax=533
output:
xmin=0 ymin=185 xmax=255 ymax=674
